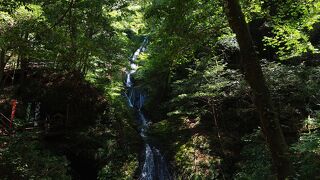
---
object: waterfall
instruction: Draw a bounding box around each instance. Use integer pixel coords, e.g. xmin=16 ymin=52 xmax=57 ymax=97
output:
xmin=124 ymin=37 xmax=171 ymax=180
xmin=141 ymin=144 xmax=155 ymax=179
xmin=126 ymin=73 xmax=132 ymax=87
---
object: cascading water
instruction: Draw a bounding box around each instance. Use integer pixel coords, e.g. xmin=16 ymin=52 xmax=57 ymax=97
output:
xmin=125 ymin=38 xmax=172 ymax=180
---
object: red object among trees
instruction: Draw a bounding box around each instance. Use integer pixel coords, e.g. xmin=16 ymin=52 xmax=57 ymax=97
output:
xmin=10 ymin=99 xmax=17 ymax=129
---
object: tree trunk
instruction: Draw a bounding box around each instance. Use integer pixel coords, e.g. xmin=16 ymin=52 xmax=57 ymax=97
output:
xmin=0 ymin=49 xmax=7 ymax=86
xmin=223 ymin=0 xmax=294 ymax=179
xmin=20 ymin=33 xmax=30 ymax=85
xmin=69 ymin=1 xmax=77 ymax=68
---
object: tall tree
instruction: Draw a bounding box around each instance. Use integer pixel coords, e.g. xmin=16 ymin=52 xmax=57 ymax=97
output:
xmin=223 ymin=0 xmax=294 ymax=179
xmin=0 ymin=49 xmax=7 ymax=85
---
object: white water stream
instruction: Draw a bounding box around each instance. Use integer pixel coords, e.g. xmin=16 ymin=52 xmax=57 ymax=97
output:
xmin=125 ymin=38 xmax=171 ymax=180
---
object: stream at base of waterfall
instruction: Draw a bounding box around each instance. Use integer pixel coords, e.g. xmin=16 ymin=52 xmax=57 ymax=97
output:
xmin=125 ymin=38 xmax=172 ymax=180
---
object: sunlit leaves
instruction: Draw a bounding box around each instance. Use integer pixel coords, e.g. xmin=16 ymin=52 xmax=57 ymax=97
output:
xmin=15 ymin=5 xmax=44 ymax=20
xmin=241 ymin=0 xmax=265 ymax=21
xmin=263 ymin=25 xmax=316 ymax=59
xmin=168 ymin=60 xmax=243 ymax=119
xmin=257 ymin=0 xmax=320 ymax=59
xmin=174 ymin=134 xmax=221 ymax=179
xmin=0 ymin=11 xmax=14 ymax=36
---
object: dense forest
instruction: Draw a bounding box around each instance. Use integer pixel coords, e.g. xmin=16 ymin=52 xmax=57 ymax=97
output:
xmin=1 ymin=0 xmax=320 ymax=179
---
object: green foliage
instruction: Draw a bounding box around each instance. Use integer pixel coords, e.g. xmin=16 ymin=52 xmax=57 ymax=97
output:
xmin=234 ymin=129 xmax=273 ymax=180
xmin=235 ymin=105 xmax=320 ymax=180
xmin=76 ymin=109 xmax=140 ymax=180
xmin=108 ymin=3 xmax=146 ymax=34
xmin=291 ymin=111 xmax=320 ymax=179
xmin=168 ymin=60 xmax=243 ymax=120
xmin=149 ymin=116 xmax=223 ymax=179
xmin=135 ymin=0 xmax=232 ymax=118
xmin=86 ymin=54 xmax=141 ymax=180
xmin=3 ymin=0 xmax=320 ymax=179
xmin=0 ymin=132 xmax=70 ymax=179
xmin=260 ymin=0 xmax=320 ymax=59
xmin=94 ymin=107 xmax=140 ymax=180
xmin=241 ymin=0 xmax=266 ymax=21
xmin=174 ymin=134 xmax=221 ymax=180
xmin=263 ymin=63 xmax=320 ymax=114
xmin=263 ymin=25 xmax=315 ymax=59
xmin=0 ymin=0 xmax=135 ymax=74
xmin=98 ymin=155 xmax=138 ymax=180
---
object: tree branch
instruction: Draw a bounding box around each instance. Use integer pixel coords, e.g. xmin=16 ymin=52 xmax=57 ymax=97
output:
xmin=48 ymin=0 xmax=75 ymax=30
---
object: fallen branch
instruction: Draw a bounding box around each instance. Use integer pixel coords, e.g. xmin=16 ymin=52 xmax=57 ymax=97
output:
xmin=0 ymin=112 xmax=11 ymax=123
